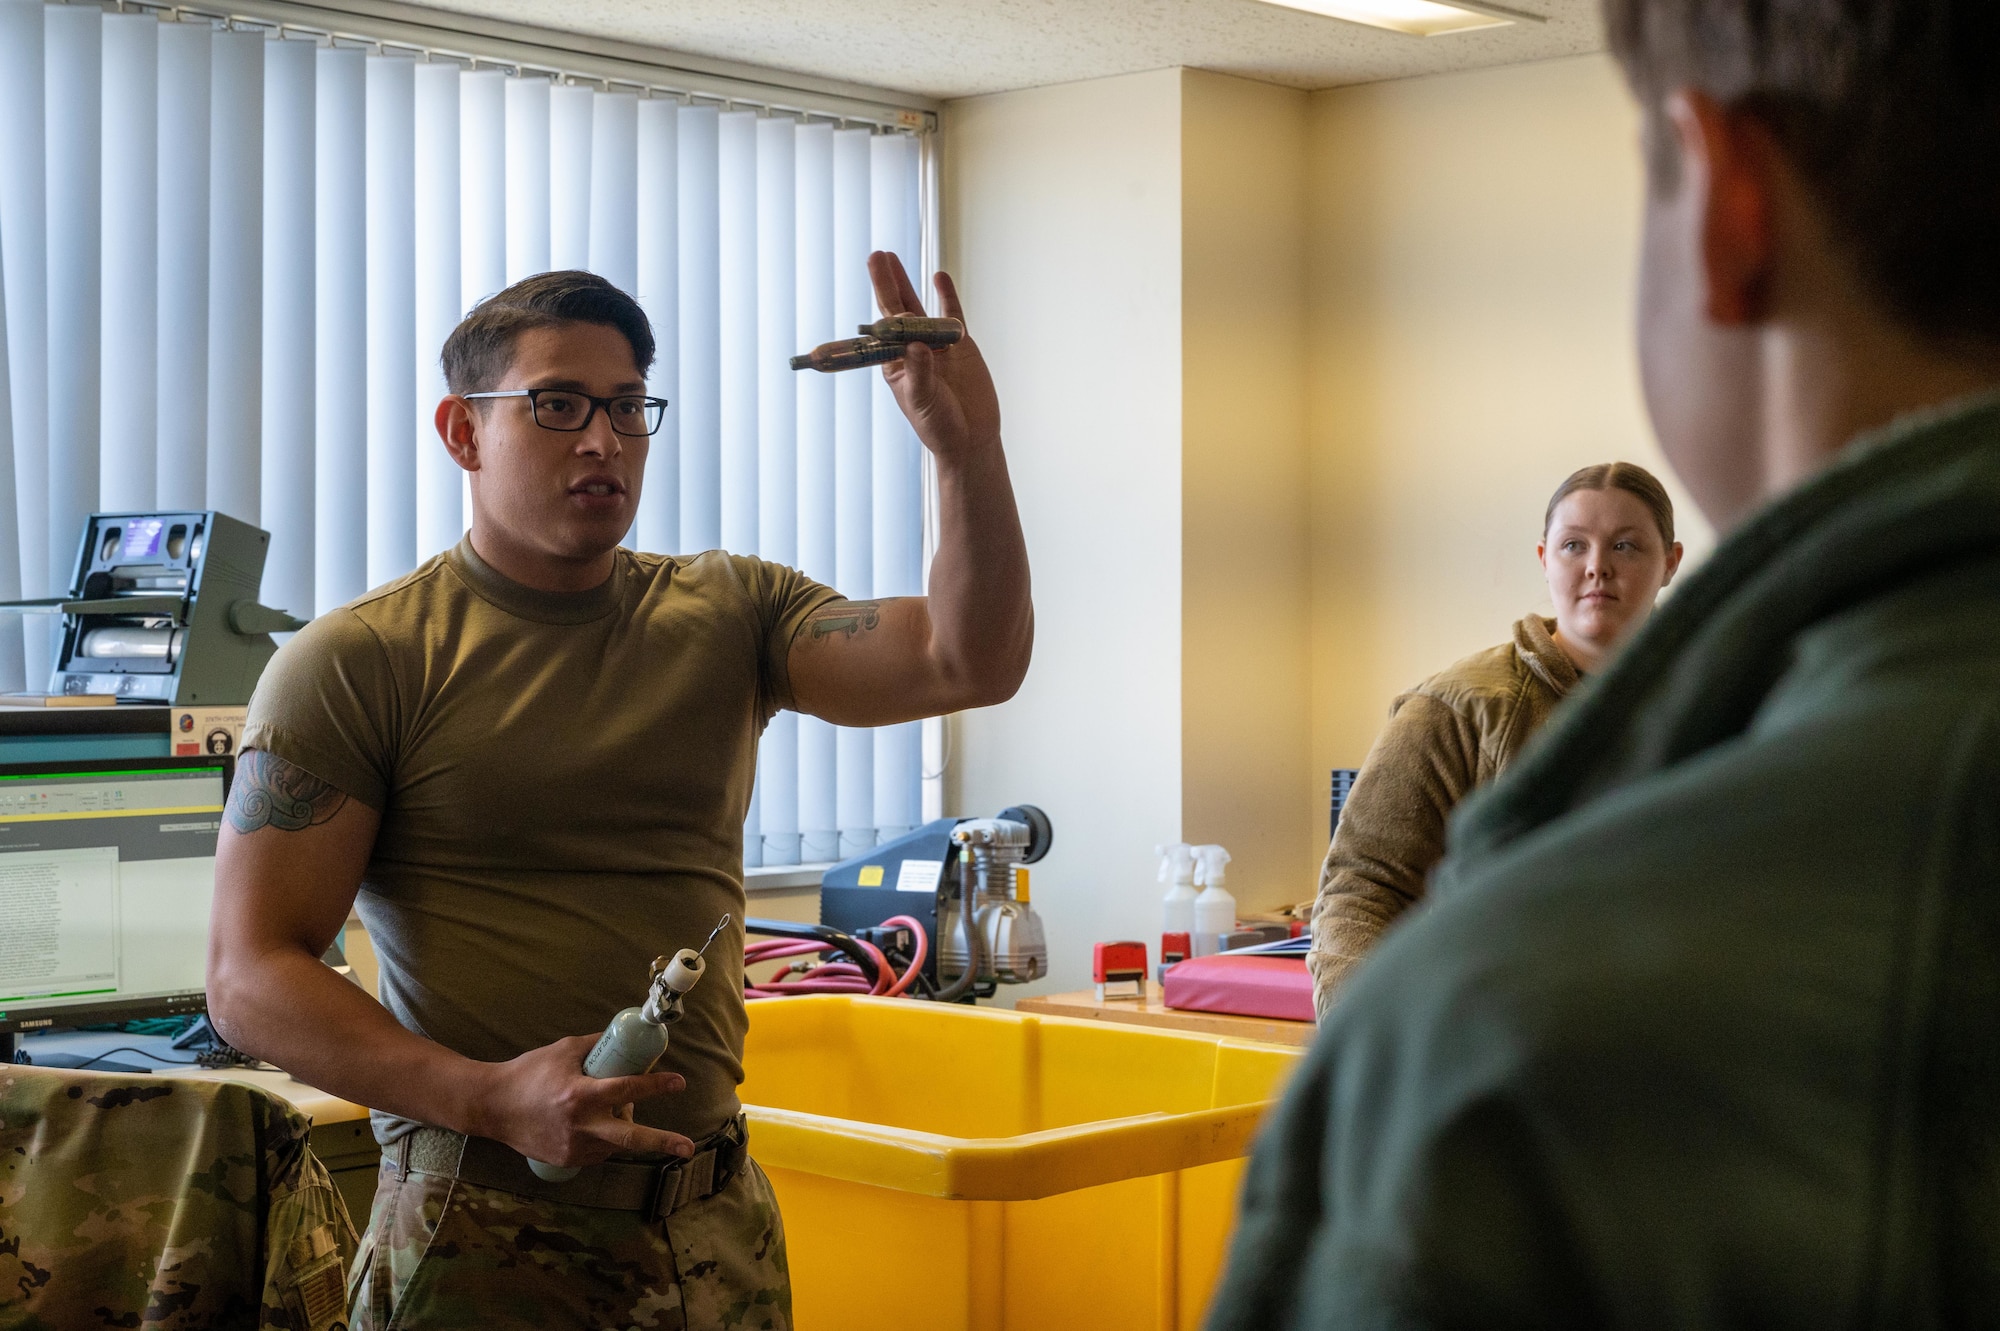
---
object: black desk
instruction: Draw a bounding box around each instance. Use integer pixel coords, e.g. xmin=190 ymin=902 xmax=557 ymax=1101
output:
xmin=0 ymin=704 xmax=174 ymax=763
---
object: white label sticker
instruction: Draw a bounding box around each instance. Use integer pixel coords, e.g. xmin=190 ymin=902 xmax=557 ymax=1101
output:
xmin=895 ymin=859 xmax=945 ymax=893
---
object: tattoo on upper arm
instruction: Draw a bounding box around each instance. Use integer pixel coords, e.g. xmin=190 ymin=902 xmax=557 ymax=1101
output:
xmin=226 ymin=749 xmax=350 ymax=834
xmin=805 ymin=599 xmax=883 ymax=642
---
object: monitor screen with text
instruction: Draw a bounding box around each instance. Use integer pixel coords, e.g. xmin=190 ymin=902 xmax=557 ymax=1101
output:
xmin=0 ymin=759 xmax=226 ymax=1030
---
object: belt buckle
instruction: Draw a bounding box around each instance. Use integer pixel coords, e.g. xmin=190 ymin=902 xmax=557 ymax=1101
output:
xmin=648 ymin=1156 xmax=688 ymax=1222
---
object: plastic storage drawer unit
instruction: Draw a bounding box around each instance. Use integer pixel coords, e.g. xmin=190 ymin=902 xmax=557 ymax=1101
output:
xmin=739 ymin=995 xmax=1302 ymax=1331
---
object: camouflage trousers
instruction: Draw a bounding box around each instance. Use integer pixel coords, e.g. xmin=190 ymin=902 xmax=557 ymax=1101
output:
xmin=347 ymin=1149 xmax=790 ymax=1331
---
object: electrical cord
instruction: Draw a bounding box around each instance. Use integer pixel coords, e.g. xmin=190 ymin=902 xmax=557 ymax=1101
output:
xmin=33 ymin=1046 xmax=202 ymax=1069
xmin=934 ymin=866 xmax=982 ymax=1003
xmin=889 ymin=915 xmax=929 ymax=994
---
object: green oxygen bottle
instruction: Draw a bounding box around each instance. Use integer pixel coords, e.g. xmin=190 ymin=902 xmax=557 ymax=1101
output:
xmin=527 ymin=914 xmax=729 ymax=1183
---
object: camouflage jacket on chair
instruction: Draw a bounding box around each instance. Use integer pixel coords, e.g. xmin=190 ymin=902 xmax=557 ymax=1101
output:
xmin=0 ymin=1066 xmax=357 ymax=1330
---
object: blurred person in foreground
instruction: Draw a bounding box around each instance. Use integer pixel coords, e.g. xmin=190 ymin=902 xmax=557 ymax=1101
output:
xmin=1302 ymin=463 xmax=1682 ymax=1015
xmin=1210 ymin=0 xmax=2000 ymax=1325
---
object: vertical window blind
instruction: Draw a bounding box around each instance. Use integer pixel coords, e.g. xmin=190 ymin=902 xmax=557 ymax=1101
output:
xmin=0 ymin=0 xmax=934 ymax=863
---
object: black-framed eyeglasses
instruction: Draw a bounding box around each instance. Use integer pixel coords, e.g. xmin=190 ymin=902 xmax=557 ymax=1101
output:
xmin=462 ymin=388 xmax=669 ymax=437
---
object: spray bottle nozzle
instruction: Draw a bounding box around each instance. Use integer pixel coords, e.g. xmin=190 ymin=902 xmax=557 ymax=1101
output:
xmin=1192 ymin=844 xmax=1233 ymax=887
xmin=1155 ymin=842 xmax=1196 ymax=884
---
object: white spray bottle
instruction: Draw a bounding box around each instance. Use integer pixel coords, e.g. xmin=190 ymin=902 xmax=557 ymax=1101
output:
xmin=1157 ymin=842 xmax=1197 ymax=938
xmin=528 ymin=914 xmax=731 ymax=1182
xmin=1191 ymin=846 xmax=1235 ymax=957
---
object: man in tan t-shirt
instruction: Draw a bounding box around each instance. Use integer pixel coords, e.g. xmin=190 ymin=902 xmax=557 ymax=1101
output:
xmin=206 ymin=259 xmax=1032 ymax=1328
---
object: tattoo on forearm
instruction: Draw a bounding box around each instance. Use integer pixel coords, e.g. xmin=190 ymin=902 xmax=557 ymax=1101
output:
xmin=226 ymin=750 xmax=350 ymax=834
xmin=806 ymin=600 xmax=883 ymax=641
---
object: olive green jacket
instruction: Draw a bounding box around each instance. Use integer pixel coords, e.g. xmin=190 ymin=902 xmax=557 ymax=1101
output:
xmin=1209 ymin=394 xmax=2000 ymax=1329
xmin=1306 ymin=615 xmax=1577 ymax=1014
xmin=0 ymin=1068 xmax=357 ymax=1330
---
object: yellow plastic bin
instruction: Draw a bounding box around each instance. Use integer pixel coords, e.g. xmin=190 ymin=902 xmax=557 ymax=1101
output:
xmin=738 ymin=995 xmax=1303 ymax=1331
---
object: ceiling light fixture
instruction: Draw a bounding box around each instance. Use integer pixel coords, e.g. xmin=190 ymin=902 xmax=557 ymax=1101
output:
xmin=1253 ymin=0 xmax=1546 ymax=37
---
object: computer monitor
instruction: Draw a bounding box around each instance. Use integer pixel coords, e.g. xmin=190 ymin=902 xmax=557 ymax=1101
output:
xmin=0 ymin=757 xmax=227 ymax=1048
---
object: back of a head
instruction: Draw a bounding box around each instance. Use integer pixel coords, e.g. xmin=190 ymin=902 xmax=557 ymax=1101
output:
xmin=441 ymin=270 xmax=657 ymax=395
xmin=1603 ymin=0 xmax=2000 ymax=347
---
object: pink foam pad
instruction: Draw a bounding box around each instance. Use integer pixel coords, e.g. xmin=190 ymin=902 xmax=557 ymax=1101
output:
xmin=1160 ymin=954 xmax=1314 ymax=1024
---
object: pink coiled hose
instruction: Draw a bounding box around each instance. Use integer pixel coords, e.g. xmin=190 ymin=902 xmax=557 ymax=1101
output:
xmin=743 ymin=915 xmax=929 ymax=999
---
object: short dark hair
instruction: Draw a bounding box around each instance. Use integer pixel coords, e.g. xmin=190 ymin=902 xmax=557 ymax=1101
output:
xmin=1544 ymin=462 xmax=1677 ymax=547
xmin=1603 ymin=0 xmax=2000 ymax=345
xmin=440 ymin=270 xmax=655 ymax=394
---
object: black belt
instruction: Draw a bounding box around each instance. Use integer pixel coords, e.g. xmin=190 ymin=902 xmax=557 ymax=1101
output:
xmin=397 ymin=1114 xmax=749 ymax=1222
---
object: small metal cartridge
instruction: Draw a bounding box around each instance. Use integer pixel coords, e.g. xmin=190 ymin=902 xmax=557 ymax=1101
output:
xmin=856 ymin=316 xmax=964 ymax=346
xmin=790 ymin=336 xmax=909 ymax=373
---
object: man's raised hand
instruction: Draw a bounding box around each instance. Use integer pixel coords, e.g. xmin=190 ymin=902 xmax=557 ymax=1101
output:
xmin=868 ymin=251 xmax=1001 ymax=465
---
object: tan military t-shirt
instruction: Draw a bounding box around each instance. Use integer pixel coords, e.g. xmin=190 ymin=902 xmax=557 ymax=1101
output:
xmin=242 ymin=537 xmax=839 ymax=1147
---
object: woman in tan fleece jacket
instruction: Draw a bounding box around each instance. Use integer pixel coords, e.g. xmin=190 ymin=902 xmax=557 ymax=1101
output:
xmin=1306 ymin=463 xmax=1684 ymax=1017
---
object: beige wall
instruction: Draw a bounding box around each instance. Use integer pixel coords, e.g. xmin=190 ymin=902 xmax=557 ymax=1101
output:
xmin=939 ymin=53 xmax=1707 ymax=989
xmin=1180 ymin=71 xmax=1317 ymax=912
xmin=1306 ymin=54 xmax=1712 ymax=774
xmin=941 ymin=69 xmax=1186 ymax=997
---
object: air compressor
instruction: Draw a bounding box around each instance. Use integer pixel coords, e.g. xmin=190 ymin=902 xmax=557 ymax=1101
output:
xmin=747 ymin=804 xmax=1052 ymax=1003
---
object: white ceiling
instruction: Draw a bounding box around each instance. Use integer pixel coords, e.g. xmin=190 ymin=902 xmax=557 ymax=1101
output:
xmin=407 ymin=0 xmax=1607 ymax=100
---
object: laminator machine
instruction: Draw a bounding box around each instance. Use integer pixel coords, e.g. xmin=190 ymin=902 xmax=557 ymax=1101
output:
xmin=0 ymin=511 xmax=307 ymax=706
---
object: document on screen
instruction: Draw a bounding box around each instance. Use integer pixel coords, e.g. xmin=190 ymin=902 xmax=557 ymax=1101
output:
xmin=0 ymin=846 xmax=121 ymax=1003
